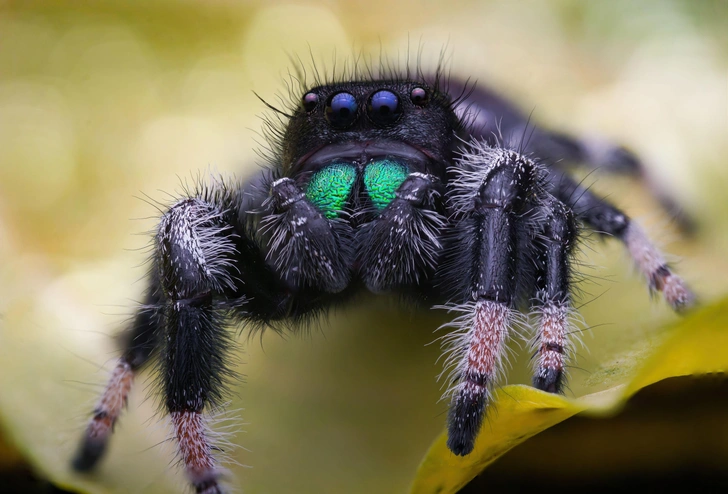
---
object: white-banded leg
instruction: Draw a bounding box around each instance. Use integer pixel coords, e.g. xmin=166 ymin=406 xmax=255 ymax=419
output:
xmin=156 ymin=198 xmax=239 ymax=493
xmin=440 ymin=300 xmax=515 ymax=455
xmin=439 ymin=142 xmax=543 ymax=455
xmin=73 ymin=299 xmax=160 ymax=471
xmin=623 ymin=221 xmax=694 ymax=311
xmin=553 ymin=174 xmax=695 ymax=312
xmin=531 ymin=198 xmax=578 ymax=393
xmin=74 ymin=360 xmax=134 ymax=468
xmin=171 ymin=411 xmax=220 ymax=493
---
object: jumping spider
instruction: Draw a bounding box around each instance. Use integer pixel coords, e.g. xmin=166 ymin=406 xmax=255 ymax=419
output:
xmin=72 ymin=68 xmax=694 ymax=493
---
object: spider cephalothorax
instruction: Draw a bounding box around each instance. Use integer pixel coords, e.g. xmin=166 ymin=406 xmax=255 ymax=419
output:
xmin=280 ymin=80 xmax=460 ymax=176
xmin=72 ymin=72 xmax=694 ymax=494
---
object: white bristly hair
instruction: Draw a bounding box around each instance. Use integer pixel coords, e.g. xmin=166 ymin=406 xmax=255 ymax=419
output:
xmin=434 ymin=299 xmax=525 ymax=403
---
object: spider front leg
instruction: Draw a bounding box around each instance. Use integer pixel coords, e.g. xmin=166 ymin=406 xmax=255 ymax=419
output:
xmin=74 ymin=194 xmax=239 ymax=493
xmin=72 ymin=172 xmax=352 ymax=492
xmin=156 ymin=196 xmax=242 ymax=494
xmin=156 ymin=174 xmax=355 ymax=491
xmin=440 ymin=142 xmax=543 ymax=456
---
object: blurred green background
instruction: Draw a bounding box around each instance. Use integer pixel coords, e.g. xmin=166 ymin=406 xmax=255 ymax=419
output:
xmin=0 ymin=1 xmax=727 ymax=493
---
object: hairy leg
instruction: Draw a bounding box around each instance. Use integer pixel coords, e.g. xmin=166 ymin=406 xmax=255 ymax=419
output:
xmin=536 ymin=132 xmax=695 ymax=233
xmin=530 ymin=197 xmax=578 ymax=393
xmin=72 ymin=281 xmax=162 ymax=471
xmin=439 ymin=141 xmax=542 ymax=455
xmin=450 ymin=79 xmax=694 ymax=232
xmin=72 ymin=171 xmax=353 ymax=492
xmin=551 ymin=173 xmax=695 ymax=311
xmin=155 ymin=196 xmax=240 ymax=493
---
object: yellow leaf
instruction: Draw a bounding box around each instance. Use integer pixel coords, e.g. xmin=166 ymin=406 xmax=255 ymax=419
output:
xmin=410 ymin=298 xmax=728 ymax=494
xmin=410 ymin=387 xmax=585 ymax=494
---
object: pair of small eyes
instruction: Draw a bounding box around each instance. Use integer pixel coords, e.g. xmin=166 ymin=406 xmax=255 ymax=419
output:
xmin=302 ymin=87 xmax=428 ymax=128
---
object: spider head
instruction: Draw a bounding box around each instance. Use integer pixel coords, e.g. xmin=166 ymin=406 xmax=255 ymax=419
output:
xmin=281 ymin=80 xmax=461 ymax=179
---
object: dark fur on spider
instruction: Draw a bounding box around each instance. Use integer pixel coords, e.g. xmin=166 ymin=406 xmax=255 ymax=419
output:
xmin=72 ymin=69 xmax=694 ymax=493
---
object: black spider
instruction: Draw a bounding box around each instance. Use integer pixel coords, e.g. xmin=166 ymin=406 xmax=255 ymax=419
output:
xmin=71 ymin=69 xmax=694 ymax=494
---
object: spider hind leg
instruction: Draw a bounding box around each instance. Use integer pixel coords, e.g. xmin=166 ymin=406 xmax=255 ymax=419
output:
xmin=541 ymin=133 xmax=696 ymax=234
xmin=452 ymin=79 xmax=695 ymax=233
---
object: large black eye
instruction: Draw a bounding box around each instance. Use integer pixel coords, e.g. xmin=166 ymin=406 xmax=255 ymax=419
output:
xmin=410 ymin=87 xmax=428 ymax=106
xmin=302 ymin=92 xmax=319 ymax=113
xmin=326 ymin=92 xmax=358 ymax=128
xmin=368 ymin=90 xmax=401 ymax=125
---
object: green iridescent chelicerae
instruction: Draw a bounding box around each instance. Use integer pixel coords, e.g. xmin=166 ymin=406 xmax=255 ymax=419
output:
xmin=305 ymin=162 xmax=357 ymax=218
xmin=363 ymin=159 xmax=409 ymax=210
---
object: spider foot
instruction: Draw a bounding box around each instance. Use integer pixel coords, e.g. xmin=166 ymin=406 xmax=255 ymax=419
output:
xmin=73 ymin=359 xmax=134 ymax=471
xmin=532 ymin=302 xmax=569 ymax=394
xmin=624 ymin=222 xmax=696 ymax=312
xmin=444 ymin=300 xmax=512 ymax=456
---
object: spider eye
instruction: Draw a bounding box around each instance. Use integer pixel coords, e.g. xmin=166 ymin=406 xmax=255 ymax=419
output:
xmin=367 ymin=90 xmax=401 ymax=125
xmin=326 ymin=92 xmax=358 ymax=128
xmin=410 ymin=87 xmax=428 ymax=106
xmin=302 ymin=92 xmax=319 ymax=112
